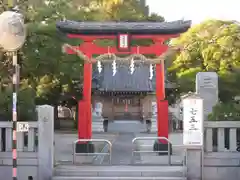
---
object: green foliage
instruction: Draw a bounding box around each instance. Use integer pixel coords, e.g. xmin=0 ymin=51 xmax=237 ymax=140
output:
xmin=208 ymin=102 xmax=240 ymax=121
xmin=0 ymin=0 xmax=86 ymax=119
xmin=147 ymin=13 xmax=165 ymax=22
xmin=0 ymin=86 xmax=36 ymax=121
xmin=95 ymin=38 xmax=154 ymax=47
xmin=168 ymin=19 xmax=240 ymax=102
xmin=0 ymin=0 xmax=162 ymax=121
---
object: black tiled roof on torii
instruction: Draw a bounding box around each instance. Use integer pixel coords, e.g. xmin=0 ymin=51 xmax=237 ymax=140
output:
xmin=56 ymin=20 xmax=191 ymax=35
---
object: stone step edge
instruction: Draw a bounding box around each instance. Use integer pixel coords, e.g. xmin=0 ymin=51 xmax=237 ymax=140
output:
xmin=52 ymin=176 xmax=187 ymax=180
xmin=55 ymin=165 xmax=186 ymax=169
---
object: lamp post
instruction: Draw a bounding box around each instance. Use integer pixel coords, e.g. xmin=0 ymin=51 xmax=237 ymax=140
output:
xmin=0 ymin=10 xmax=26 ymax=180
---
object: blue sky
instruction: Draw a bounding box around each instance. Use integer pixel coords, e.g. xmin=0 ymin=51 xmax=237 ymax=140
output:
xmin=146 ymin=0 xmax=240 ymax=24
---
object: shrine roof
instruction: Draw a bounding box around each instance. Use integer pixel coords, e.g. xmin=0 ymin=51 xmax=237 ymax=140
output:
xmin=92 ymin=63 xmax=175 ymax=92
xmin=56 ymin=20 xmax=191 ymax=35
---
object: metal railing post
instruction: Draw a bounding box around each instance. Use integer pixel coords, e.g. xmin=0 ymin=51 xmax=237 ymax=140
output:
xmin=132 ymin=136 xmax=172 ymax=165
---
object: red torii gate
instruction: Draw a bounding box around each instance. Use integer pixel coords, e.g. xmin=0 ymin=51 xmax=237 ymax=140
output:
xmin=57 ymin=20 xmax=191 ymax=152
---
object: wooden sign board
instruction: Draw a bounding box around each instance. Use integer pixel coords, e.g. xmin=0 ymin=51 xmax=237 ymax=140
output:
xmin=17 ymin=122 xmax=29 ymax=132
xmin=117 ymin=33 xmax=131 ymax=52
xmin=183 ymin=94 xmax=204 ymax=146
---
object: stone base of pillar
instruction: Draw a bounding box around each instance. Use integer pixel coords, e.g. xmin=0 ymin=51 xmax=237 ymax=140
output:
xmin=75 ymin=142 xmax=95 ymax=153
xmin=186 ymin=148 xmax=203 ymax=180
xmin=103 ymin=120 xmax=108 ymax=132
xmin=92 ymin=114 xmax=104 ymax=132
xmin=153 ymin=140 xmax=172 ymax=156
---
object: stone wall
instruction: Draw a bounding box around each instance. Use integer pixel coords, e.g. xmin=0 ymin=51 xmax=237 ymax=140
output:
xmin=204 ymin=152 xmax=240 ymax=180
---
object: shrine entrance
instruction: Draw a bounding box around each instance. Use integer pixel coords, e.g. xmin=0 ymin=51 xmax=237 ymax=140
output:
xmin=57 ymin=20 xmax=191 ymax=156
xmin=103 ymin=95 xmax=142 ymax=121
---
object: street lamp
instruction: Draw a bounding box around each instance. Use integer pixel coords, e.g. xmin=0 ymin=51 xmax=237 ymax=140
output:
xmin=0 ymin=10 xmax=26 ymax=180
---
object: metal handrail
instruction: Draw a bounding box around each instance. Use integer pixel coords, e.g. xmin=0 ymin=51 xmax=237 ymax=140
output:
xmin=132 ymin=136 xmax=172 ymax=165
xmin=73 ymin=139 xmax=112 ymax=164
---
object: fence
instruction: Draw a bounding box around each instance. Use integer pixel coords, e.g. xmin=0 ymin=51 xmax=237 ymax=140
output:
xmin=1 ymin=106 xmax=240 ymax=180
xmin=0 ymin=105 xmax=54 ymax=180
xmin=0 ymin=122 xmax=38 ymax=179
xmin=203 ymin=121 xmax=240 ymax=180
xmin=204 ymin=121 xmax=240 ymax=152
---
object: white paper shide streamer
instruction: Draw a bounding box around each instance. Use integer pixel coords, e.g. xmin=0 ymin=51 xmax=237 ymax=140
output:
xmin=129 ymin=58 xmax=135 ymax=74
xmin=149 ymin=64 xmax=153 ymax=80
xmin=97 ymin=60 xmax=102 ymax=73
xmin=112 ymin=60 xmax=117 ymax=76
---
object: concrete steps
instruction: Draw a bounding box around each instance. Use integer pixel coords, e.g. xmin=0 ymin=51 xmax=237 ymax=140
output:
xmin=92 ymin=114 xmax=104 ymax=132
xmin=150 ymin=120 xmax=157 ymax=133
xmin=52 ymin=176 xmax=186 ymax=179
xmin=53 ymin=165 xmax=186 ymax=180
xmin=92 ymin=121 xmax=104 ymax=132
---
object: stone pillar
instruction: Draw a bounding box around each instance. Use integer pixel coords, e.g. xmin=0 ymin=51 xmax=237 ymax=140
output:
xmin=183 ymin=93 xmax=204 ymax=180
xmin=37 ymin=105 xmax=54 ymax=180
xmin=92 ymin=102 xmax=104 ymax=132
xmin=186 ymin=147 xmax=203 ymax=180
xmin=196 ymin=72 xmax=218 ymax=120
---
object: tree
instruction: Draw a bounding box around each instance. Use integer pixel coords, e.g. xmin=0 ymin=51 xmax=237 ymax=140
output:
xmin=147 ymin=13 xmax=165 ymax=22
xmin=208 ymin=101 xmax=240 ymax=121
xmin=168 ymin=19 xmax=240 ymax=102
xmin=0 ymin=0 xmax=165 ymax=124
xmin=24 ymin=0 xmax=163 ymax=104
xmin=0 ymin=0 xmax=85 ymax=122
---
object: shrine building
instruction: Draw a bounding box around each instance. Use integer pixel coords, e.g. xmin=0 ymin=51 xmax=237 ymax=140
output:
xmin=92 ymin=63 xmax=176 ymax=121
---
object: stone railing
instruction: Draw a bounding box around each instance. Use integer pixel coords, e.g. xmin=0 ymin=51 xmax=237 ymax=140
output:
xmin=204 ymin=121 xmax=240 ymax=152
xmin=0 ymin=105 xmax=54 ymax=180
xmin=203 ymin=121 xmax=240 ymax=180
xmin=0 ymin=121 xmax=38 ymax=152
xmin=0 ymin=121 xmax=39 ymax=180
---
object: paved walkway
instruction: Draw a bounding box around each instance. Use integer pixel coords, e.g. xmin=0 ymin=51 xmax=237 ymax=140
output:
xmin=111 ymin=133 xmax=136 ymax=165
xmin=55 ymin=120 xmax=184 ymax=165
xmin=107 ymin=121 xmax=184 ymax=165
